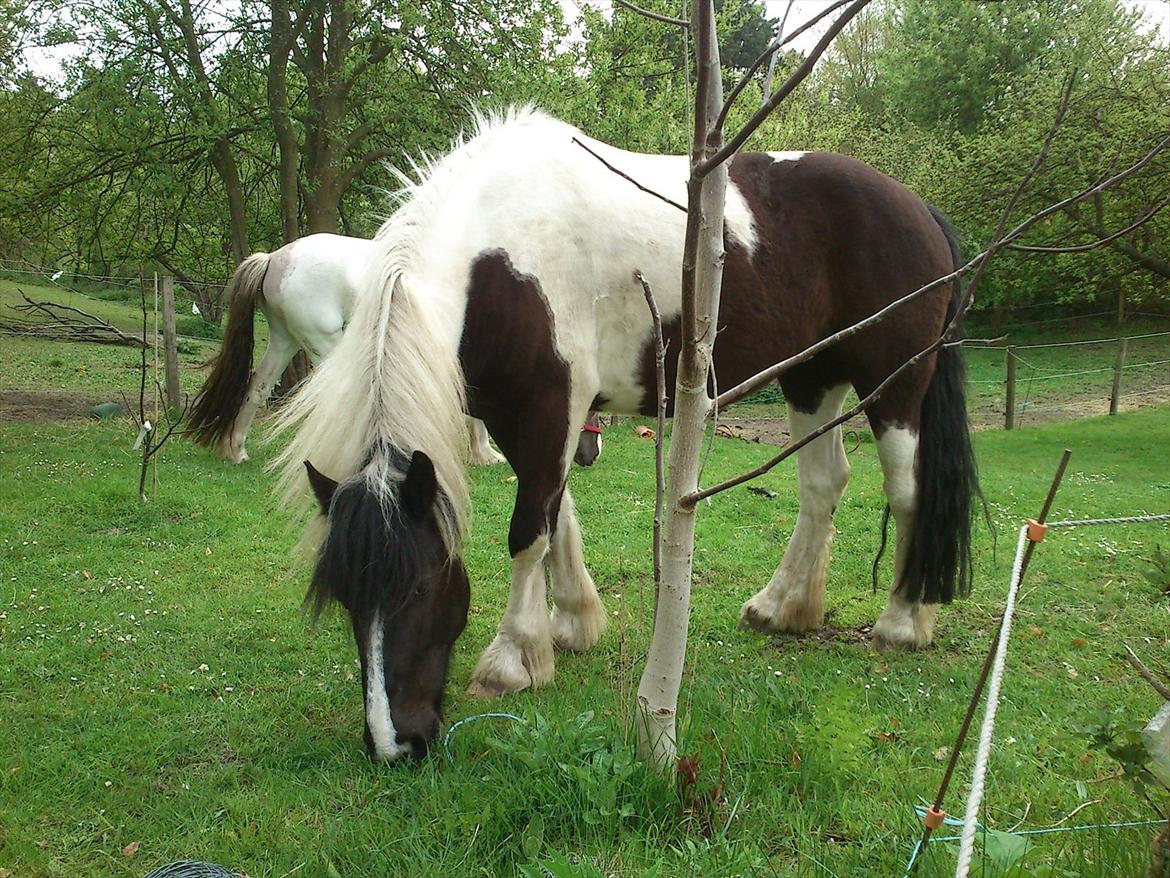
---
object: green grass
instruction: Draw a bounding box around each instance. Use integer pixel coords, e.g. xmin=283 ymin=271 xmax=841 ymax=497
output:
xmin=2 ymin=404 xmax=1168 ymax=876
xmin=0 ymin=278 xmax=265 ymax=404
xmin=1 ymin=285 xmax=1167 ymax=877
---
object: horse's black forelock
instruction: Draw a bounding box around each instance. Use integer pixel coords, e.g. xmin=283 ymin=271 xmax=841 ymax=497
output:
xmin=306 ymin=472 xmax=442 ymax=623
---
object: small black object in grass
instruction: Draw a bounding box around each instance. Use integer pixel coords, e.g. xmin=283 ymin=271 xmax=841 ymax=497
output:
xmin=747 ymin=486 xmax=777 ymax=499
xmin=90 ymin=401 xmax=122 ymax=419
xmin=143 ymin=862 xmax=241 ymax=878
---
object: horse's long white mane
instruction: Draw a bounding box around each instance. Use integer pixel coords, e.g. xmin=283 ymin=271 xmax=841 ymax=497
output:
xmin=273 ymin=108 xmax=554 ymax=550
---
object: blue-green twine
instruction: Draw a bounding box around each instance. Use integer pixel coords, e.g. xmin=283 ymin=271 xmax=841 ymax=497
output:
xmin=442 ymin=712 xmax=525 ymax=761
xmin=901 ymin=813 xmax=1168 ymax=878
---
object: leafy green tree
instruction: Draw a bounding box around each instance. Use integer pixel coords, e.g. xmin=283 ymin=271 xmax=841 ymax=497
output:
xmin=877 ymin=0 xmax=1060 ymax=134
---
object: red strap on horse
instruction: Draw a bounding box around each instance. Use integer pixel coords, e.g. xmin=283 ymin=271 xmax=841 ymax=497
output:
xmin=581 ymin=424 xmax=602 ymax=434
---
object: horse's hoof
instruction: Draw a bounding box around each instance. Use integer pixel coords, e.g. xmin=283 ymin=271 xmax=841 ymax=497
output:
xmin=466 ymin=678 xmax=516 ymax=699
xmin=218 ymin=444 xmax=248 ymax=464
xmin=551 ymin=599 xmax=607 ymax=652
xmin=469 ymin=633 xmax=553 ymax=697
xmin=871 ymin=632 xmax=914 ymax=652
xmin=739 ymin=603 xmax=778 ymax=633
xmin=870 ymin=629 xmax=933 ymax=652
xmin=872 ymin=602 xmax=937 ymax=651
xmin=469 ymin=448 xmax=506 ymax=467
xmin=739 ymin=591 xmax=823 ymax=635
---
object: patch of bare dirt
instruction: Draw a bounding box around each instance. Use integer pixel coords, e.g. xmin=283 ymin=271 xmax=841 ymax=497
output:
xmin=715 ymin=416 xmax=872 ymax=446
xmin=767 ymin=623 xmax=875 ymax=651
xmin=0 ymin=390 xmax=116 ymax=422
xmin=716 ymin=418 xmax=791 ymax=446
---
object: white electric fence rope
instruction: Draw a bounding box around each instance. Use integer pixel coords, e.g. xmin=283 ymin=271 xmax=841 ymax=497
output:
xmin=953 ymin=511 xmax=1168 ymax=877
xmin=954 ymin=525 xmax=1030 ymax=878
xmin=1046 ymin=513 xmax=1170 ymax=528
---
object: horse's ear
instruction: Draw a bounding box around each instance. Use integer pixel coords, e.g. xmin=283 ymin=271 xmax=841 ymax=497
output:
xmin=401 ymin=450 xmax=437 ymax=519
xmin=304 ymin=461 xmax=338 ymax=513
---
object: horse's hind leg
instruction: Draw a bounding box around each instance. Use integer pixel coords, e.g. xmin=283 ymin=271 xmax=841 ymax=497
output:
xmin=870 ymin=422 xmax=937 ymax=649
xmin=549 ymin=489 xmax=606 ymax=651
xmin=468 ymin=418 xmax=506 ymax=466
xmin=740 ymin=383 xmax=850 ymax=634
xmin=222 ymin=324 xmax=297 ymax=463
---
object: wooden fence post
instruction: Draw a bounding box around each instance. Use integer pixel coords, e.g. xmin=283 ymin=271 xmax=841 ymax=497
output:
xmin=161 ymin=276 xmax=180 ymax=410
xmin=1004 ymin=346 xmax=1017 ymax=430
xmin=1109 ymin=336 xmax=1128 ymax=416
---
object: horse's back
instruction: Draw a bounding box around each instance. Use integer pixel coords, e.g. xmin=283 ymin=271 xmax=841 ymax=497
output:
xmin=697 ymin=150 xmax=956 ymax=407
xmin=400 ymin=112 xmax=955 ymax=419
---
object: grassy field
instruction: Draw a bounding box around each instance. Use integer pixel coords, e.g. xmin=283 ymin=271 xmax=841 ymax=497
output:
xmin=1 ymin=288 xmax=1168 ymax=877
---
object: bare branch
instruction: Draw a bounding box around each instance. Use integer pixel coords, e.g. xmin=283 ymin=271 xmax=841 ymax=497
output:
xmin=716 ymin=121 xmax=1170 ymax=409
xmin=1 ymin=293 xmax=144 ymax=347
xmin=1011 ymin=195 xmax=1170 ymax=254
xmin=693 ymin=82 xmax=1165 ymax=504
xmin=612 ymin=0 xmax=689 ymax=28
xmin=714 ymin=258 xmax=972 ymax=408
xmin=1123 ymin=644 xmax=1170 ymax=701
xmin=701 ymin=0 xmax=872 ymax=175
xmin=571 ymin=137 xmax=687 ymax=213
xmin=997 ymin=131 xmax=1170 ymax=253
xmin=762 ymin=0 xmax=796 ymax=105
xmin=716 ymin=0 xmax=854 ymax=132
xmin=691 ymin=330 xmax=947 ymax=506
xmin=636 ymin=270 xmax=668 ymax=597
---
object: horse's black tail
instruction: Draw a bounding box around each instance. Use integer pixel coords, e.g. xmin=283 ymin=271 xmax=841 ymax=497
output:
xmin=188 ymin=253 xmax=269 ymax=449
xmin=901 ymin=206 xmax=984 ymax=604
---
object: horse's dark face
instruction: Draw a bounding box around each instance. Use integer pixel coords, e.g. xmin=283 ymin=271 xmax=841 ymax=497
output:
xmin=305 ymin=452 xmax=469 ymax=762
xmin=573 ymin=414 xmax=602 ymax=467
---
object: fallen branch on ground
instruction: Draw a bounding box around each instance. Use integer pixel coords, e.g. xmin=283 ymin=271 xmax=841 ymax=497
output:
xmin=0 ymin=292 xmax=144 ymax=347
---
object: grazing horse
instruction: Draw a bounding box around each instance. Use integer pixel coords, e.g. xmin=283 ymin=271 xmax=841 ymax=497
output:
xmin=275 ymin=109 xmax=980 ymax=761
xmin=188 ymin=234 xmax=602 ymax=467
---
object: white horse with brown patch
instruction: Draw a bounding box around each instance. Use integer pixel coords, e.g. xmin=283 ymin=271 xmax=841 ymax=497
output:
xmin=274 ymin=109 xmax=981 ymax=762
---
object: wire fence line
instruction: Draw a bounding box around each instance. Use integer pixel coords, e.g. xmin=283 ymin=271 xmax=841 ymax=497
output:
xmin=1002 ymin=358 xmax=1170 ymax=383
xmin=4 ymin=257 xmax=1169 ymax=430
xmin=0 ymin=263 xmax=232 ymax=348
xmin=0 ymin=259 xmax=240 ymax=347
xmin=0 ymin=260 xmax=229 ymax=291
xmin=968 ymin=327 xmax=1170 ymax=428
xmin=967 ymin=329 xmax=1170 ymax=352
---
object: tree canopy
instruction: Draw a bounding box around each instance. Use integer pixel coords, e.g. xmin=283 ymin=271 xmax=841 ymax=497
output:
xmin=1 ymin=0 xmax=1166 ymax=315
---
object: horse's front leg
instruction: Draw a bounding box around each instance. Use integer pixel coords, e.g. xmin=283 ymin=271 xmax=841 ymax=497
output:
xmin=467 ymin=481 xmax=557 ymax=698
xmin=549 ymin=489 xmax=606 ymax=651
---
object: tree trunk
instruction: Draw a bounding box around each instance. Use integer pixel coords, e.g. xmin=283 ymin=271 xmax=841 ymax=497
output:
xmin=305 ymin=181 xmax=342 ymax=234
xmin=635 ymin=1 xmax=727 ymax=772
xmin=268 ymin=0 xmax=300 ymax=244
xmin=210 ymin=140 xmax=249 ymax=265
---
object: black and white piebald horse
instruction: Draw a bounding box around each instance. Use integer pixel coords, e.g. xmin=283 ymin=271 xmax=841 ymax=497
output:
xmin=188 ymin=233 xmax=604 ymax=468
xmin=275 ymin=109 xmax=980 ymax=761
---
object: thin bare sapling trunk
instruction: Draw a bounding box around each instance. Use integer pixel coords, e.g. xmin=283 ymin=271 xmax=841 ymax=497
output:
xmin=636 ymin=272 xmax=668 ymax=599
xmin=635 ymin=0 xmax=727 ymax=771
xmin=125 ymin=274 xmax=188 ymax=504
